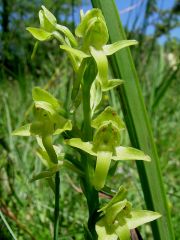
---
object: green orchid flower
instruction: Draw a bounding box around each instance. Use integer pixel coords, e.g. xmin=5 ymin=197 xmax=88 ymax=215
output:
xmin=66 ymin=107 xmax=150 ymax=190
xmin=96 ymin=186 xmax=161 ymax=240
xmin=13 ymin=87 xmax=72 ymax=164
xmin=59 ymin=8 xmax=138 ymax=107
xmin=26 ymin=5 xmax=77 ymax=59
xmin=75 ymin=9 xmax=109 ymax=51
xmin=27 ymin=5 xmax=77 ymax=45
xmin=27 ymin=5 xmax=81 ymax=71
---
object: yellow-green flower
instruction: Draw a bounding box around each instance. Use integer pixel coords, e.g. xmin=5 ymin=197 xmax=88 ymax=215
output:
xmin=66 ymin=107 xmax=150 ymax=190
xmin=96 ymin=186 xmax=161 ymax=240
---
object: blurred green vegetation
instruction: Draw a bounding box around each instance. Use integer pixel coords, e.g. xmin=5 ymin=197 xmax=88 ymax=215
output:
xmin=0 ymin=0 xmax=179 ymax=239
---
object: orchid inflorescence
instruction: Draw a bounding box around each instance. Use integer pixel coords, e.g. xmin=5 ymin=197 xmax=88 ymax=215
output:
xmin=13 ymin=6 xmax=161 ymax=239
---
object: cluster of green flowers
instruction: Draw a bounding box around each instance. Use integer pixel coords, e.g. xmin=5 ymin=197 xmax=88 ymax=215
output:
xmin=13 ymin=6 xmax=160 ymax=239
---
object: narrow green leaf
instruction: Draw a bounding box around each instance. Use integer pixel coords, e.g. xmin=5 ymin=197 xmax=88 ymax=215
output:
xmin=103 ymin=40 xmax=138 ymax=56
xmin=26 ymin=27 xmax=52 ymax=41
xmin=0 ymin=211 xmax=17 ymax=240
xmin=152 ymin=67 xmax=178 ymax=110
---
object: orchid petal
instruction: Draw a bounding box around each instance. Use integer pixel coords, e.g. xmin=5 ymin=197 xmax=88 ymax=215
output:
xmin=26 ymin=27 xmax=52 ymax=41
xmin=53 ymin=120 xmax=72 ymax=135
xmin=32 ymin=87 xmax=60 ymax=111
xmin=126 ymin=210 xmax=161 ymax=229
xmin=96 ymin=218 xmax=118 ymax=240
xmin=42 ymin=135 xmax=58 ymax=163
xmin=103 ymin=40 xmax=138 ymax=56
xmin=75 ymin=9 xmax=106 ymax=38
xmin=101 ymin=79 xmax=123 ymax=91
xmin=115 ymin=223 xmax=130 ymax=240
xmin=38 ymin=9 xmax=55 ymax=32
xmin=41 ymin=5 xmax=56 ymax=26
xmin=56 ymin=24 xmax=77 ymax=47
xmin=34 ymin=101 xmax=56 ymax=115
xmin=12 ymin=124 xmax=31 ymax=136
xmin=66 ymin=138 xmax=96 ymax=156
xmin=99 ymin=186 xmax=127 ymax=213
xmin=60 ymin=45 xmax=89 ymax=59
xmin=75 ymin=9 xmax=108 ymax=49
xmin=93 ymin=151 xmax=112 ymax=190
xmin=91 ymin=106 xmax=125 ymax=130
xmin=105 ymin=200 xmax=127 ymax=225
xmin=113 ymin=146 xmax=151 ymax=161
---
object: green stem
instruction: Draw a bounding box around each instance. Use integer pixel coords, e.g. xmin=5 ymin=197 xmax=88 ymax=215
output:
xmin=54 ymin=171 xmax=60 ymax=240
xmin=81 ymin=59 xmax=99 ymax=239
xmin=82 ymin=81 xmax=92 ymax=140
xmin=42 ymin=136 xmax=60 ymax=239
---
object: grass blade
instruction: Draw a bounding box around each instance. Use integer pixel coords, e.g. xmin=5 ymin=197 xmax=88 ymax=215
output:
xmin=152 ymin=66 xmax=178 ymax=110
xmin=0 ymin=210 xmax=17 ymax=240
xmin=91 ymin=1 xmax=174 ymax=239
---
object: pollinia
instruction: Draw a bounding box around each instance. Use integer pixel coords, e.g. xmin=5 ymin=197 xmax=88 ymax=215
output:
xmin=13 ymin=6 xmax=161 ymax=240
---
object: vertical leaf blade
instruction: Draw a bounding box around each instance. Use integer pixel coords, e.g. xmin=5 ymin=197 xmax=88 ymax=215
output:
xmin=91 ymin=1 xmax=174 ymax=239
